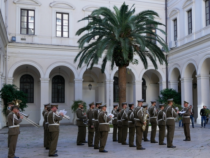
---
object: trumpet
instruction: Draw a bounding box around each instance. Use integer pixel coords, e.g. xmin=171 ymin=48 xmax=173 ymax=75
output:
xmin=56 ymin=111 xmax=70 ymax=120
xmin=18 ymin=111 xmax=39 ymax=127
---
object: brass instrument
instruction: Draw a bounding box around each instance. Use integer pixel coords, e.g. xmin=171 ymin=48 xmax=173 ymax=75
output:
xmin=12 ymin=99 xmax=39 ymax=127
xmin=56 ymin=111 xmax=70 ymax=120
xmin=142 ymin=113 xmax=149 ymax=131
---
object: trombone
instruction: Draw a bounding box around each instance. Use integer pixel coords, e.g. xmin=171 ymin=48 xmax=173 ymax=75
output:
xmin=56 ymin=111 xmax=70 ymax=120
xmin=18 ymin=111 xmax=39 ymax=127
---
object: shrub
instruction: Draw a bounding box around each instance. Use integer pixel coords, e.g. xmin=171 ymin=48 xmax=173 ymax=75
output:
xmin=158 ymin=88 xmax=181 ymax=105
xmin=71 ymin=100 xmax=87 ymax=112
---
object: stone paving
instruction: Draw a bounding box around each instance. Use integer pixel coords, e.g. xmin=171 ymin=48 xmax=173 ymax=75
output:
xmin=0 ymin=123 xmax=210 ymax=158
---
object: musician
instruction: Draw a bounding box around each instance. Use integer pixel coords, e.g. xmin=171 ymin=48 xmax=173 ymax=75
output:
xmin=157 ymin=104 xmax=166 ymax=145
xmin=120 ymin=102 xmax=128 ymax=145
xmin=98 ymin=104 xmax=112 ymax=152
xmin=111 ymin=103 xmax=118 ymax=142
xmin=134 ymin=99 xmax=145 ymax=150
xmin=182 ymin=101 xmax=191 ymax=141
xmin=87 ymin=102 xmax=95 ymax=147
xmin=48 ymin=104 xmax=64 ymax=157
xmin=7 ymin=105 xmax=23 ymax=158
xmin=128 ymin=103 xmax=136 ymax=147
xmin=44 ymin=105 xmax=51 ymax=150
xmin=76 ymin=102 xmax=87 ymax=146
xmin=93 ymin=102 xmax=102 ymax=149
xmin=142 ymin=104 xmax=149 ymax=142
xmin=148 ymin=101 xmax=158 ymax=143
xmin=43 ymin=103 xmax=50 ymax=148
xmin=6 ymin=102 xmax=15 ymax=148
xmin=165 ymin=99 xmax=179 ymax=148
xmin=117 ymin=108 xmax=122 ymax=143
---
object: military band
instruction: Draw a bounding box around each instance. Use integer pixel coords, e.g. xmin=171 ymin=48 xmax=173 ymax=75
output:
xmin=111 ymin=103 xmax=118 ymax=142
xmin=5 ymin=97 xmax=195 ymax=157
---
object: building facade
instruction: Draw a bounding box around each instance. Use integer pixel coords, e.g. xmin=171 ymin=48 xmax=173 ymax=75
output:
xmin=1 ymin=0 xmax=208 ymax=128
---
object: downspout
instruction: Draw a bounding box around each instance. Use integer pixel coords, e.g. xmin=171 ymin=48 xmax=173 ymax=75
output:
xmin=165 ymin=0 xmax=168 ymax=89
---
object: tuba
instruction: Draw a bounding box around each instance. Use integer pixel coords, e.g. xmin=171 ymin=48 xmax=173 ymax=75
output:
xmin=142 ymin=113 xmax=149 ymax=131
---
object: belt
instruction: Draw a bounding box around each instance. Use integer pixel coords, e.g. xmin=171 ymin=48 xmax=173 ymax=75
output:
xmin=134 ymin=118 xmax=140 ymax=121
xmin=114 ymin=117 xmax=117 ymax=119
xmin=166 ymin=117 xmax=174 ymax=120
xmin=150 ymin=117 xmax=157 ymax=119
xmin=121 ymin=119 xmax=125 ymax=121
xmin=158 ymin=119 xmax=164 ymax=122
xmin=94 ymin=119 xmax=98 ymax=121
xmin=9 ymin=125 xmax=19 ymax=128
xmin=49 ymin=124 xmax=59 ymax=126
xmin=117 ymin=120 xmax=121 ymax=122
xmin=128 ymin=121 xmax=133 ymax=123
xmin=45 ymin=122 xmax=49 ymax=124
xmin=183 ymin=116 xmax=190 ymax=118
xmin=99 ymin=123 xmax=109 ymax=125
xmin=92 ymin=119 xmax=95 ymax=120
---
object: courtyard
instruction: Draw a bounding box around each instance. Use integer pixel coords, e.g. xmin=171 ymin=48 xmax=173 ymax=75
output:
xmin=0 ymin=123 xmax=210 ymax=158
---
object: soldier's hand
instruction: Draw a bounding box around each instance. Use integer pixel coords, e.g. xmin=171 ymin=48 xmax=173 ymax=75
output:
xmin=144 ymin=122 xmax=146 ymax=125
xmin=20 ymin=115 xmax=24 ymax=119
xmin=60 ymin=112 xmax=64 ymax=117
xmin=177 ymin=111 xmax=179 ymax=114
xmin=91 ymin=125 xmax=94 ymax=128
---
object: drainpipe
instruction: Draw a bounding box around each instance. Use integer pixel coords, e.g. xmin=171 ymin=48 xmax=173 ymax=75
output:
xmin=165 ymin=0 xmax=168 ymax=89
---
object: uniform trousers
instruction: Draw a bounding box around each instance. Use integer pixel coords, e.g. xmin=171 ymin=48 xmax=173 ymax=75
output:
xmin=118 ymin=126 xmax=122 ymax=143
xmin=113 ymin=124 xmax=118 ymax=141
xmin=122 ymin=125 xmax=128 ymax=144
xmin=136 ymin=126 xmax=143 ymax=149
xmin=150 ymin=122 xmax=157 ymax=142
xmin=99 ymin=131 xmax=108 ymax=151
xmin=94 ymin=125 xmax=100 ymax=148
xmin=166 ymin=125 xmax=175 ymax=147
xmin=8 ymin=135 xmax=18 ymax=158
xmin=88 ymin=126 xmax=94 ymax=146
xmin=129 ymin=127 xmax=135 ymax=146
xmin=77 ymin=126 xmax=86 ymax=144
xmin=49 ymin=131 xmax=59 ymax=155
xmin=143 ymin=124 xmax=149 ymax=140
xmin=158 ymin=125 xmax=165 ymax=144
xmin=183 ymin=123 xmax=191 ymax=140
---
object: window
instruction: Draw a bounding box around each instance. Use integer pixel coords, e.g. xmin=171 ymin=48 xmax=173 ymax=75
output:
xmin=56 ymin=13 xmax=69 ymax=37
xmin=173 ymin=19 xmax=177 ymax=41
xmin=20 ymin=9 xmax=35 ymax=35
xmin=142 ymin=78 xmax=146 ymax=102
xmin=52 ymin=75 xmax=65 ymax=103
xmin=113 ymin=77 xmax=119 ymax=102
xmin=20 ymin=74 xmax=34 ymax=103
xmin=205 ymin=0 xmax=210 ymax=26
xmin=187 ymin=10 xmax=192 ymax=34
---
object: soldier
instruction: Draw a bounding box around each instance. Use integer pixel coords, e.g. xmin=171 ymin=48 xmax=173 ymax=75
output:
xmin=142 ymin=104 xmax=149 ymax=142
xmin=157 ymin=104 xmax=166 ymax=145
xmin=48 ymin=104 xmax=64 ymax=157
xmin=182 ymin=101 xmax=191 ymax=141
xmin=117 ymin=108 xmax=122 ymax=143
xmin=8 ymin=105 xmax=23 ymax=158
xmin=6 ymin=102 xmax=15 ymax=148
xmin=93 ymin=102 xmax=102 ymax=149
xmin=120 ymin=102 xmax=129 ymax=145
xmin=165 ymin=99 xmax=179 ymax=148
xmin=98 ymin=104 xmax=112 ymax=152
xmin=111 ymin=103 xmax=118 ymax=142
xmin=134 ymin=99 xmax=145 ymax=150
xmin=87 ymin=102 xmax=95 ymax=147
xmin=76 ymin=102 xmax=87 ymax=146
xmin=43 ymin=103 xmax=50 ymax=148
xmin=128 ymin=103 xmax=136 ymax=147
xmin=44 ymin=105 xmax=51 ymax=150
xmin=148 ymin=101 xmax=158 ymax=143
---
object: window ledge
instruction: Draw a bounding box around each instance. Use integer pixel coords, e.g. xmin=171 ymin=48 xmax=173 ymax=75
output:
xmin=20 ymin=34 xmax=37 ymax=37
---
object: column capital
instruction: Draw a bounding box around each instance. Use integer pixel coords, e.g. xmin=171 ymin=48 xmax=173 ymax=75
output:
xmin=169 ymin=80 xmax=179 ymax=84
xmin=180 ymin=78 xmax=193 ymax=82
xmin=133 ymin=80 xmax=142 ymax=85
xmin=74 ymin=78 xmax=83 ymax=82
xmin=40 ymin=78 xmax=50 ymax=83
xmin=196 ymin=75 xmax=210 ymax=79
xmin=105 ymin=80 xmax=114 ymax=83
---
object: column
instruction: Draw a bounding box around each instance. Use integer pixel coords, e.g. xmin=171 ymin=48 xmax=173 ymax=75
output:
xmin=197 ymin=75 xmax=210 ymax=124
xmin=74 ymin=78 xmax=83 ymax=100
xmin=105 ymin=80 xmax=113 ymax=113
xmin=181 ymin=78 xmax=193 ymax=106
xmin=39 ymin=78 xmax=50 ymax=125
xmin=169 ymin=80 xmax=179 ymax=92
xmin=7 ymin=77 xmax=13 ymax=84
xmin=133 ymin=80 xmax=142 ymax=107
xmin=159 ymin=81 xmax=167 ymax=95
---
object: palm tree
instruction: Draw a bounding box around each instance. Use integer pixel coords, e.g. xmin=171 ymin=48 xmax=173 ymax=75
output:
xmin=74 ymin=3 xmax=168 ymax=107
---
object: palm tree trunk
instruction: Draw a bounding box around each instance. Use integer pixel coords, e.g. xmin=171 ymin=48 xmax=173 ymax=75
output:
xmin=118 ymin=66 xmax=127 ymax=108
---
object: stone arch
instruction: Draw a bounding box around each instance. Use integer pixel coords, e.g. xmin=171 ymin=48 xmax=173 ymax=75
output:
xmin=139 ymin=67 xmax=165 ymax=82
xmin=8 ymin=60 xmax=44 ymax=78
xmin=45 ymin=61 xmax=78 ymax=78
xmin=181 ymin=59 xmax=198 ymax=78
xmin=13 ymin=0 xmax=42 ymax=6
xmin=183 ymin=0 xmax=194 ymax=9
xmin=169 ymin=64 xmax=181 ymax=81
xmin=110 ymin=66 xmax=137 ymax=81
xmin=78 ymin=65 xmax=109 ymax=80
xmin=168 ymin=8 xmax=180 ymax=18
xmin=197 ymin=54 xmax=210 ymax=75
xmin=82 ymin=5 xmax=100 ymax=12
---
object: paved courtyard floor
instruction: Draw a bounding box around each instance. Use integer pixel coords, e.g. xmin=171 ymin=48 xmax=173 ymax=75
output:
xmin=0 ymin=123 xmax=210 ymax=158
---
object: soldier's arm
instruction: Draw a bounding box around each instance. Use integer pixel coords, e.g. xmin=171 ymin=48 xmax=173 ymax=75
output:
xmin=183 ymin=108 xmax=191 ymax=116
xmin=13 ymin=114 xmax=22 ymax=125
xmin=54 ymin=113 xmax=63 ymax=121
xmin=172 ymin=108 xmax=178 ymax=118
xmin=77 ymin=110 xmax=86 ymax=119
